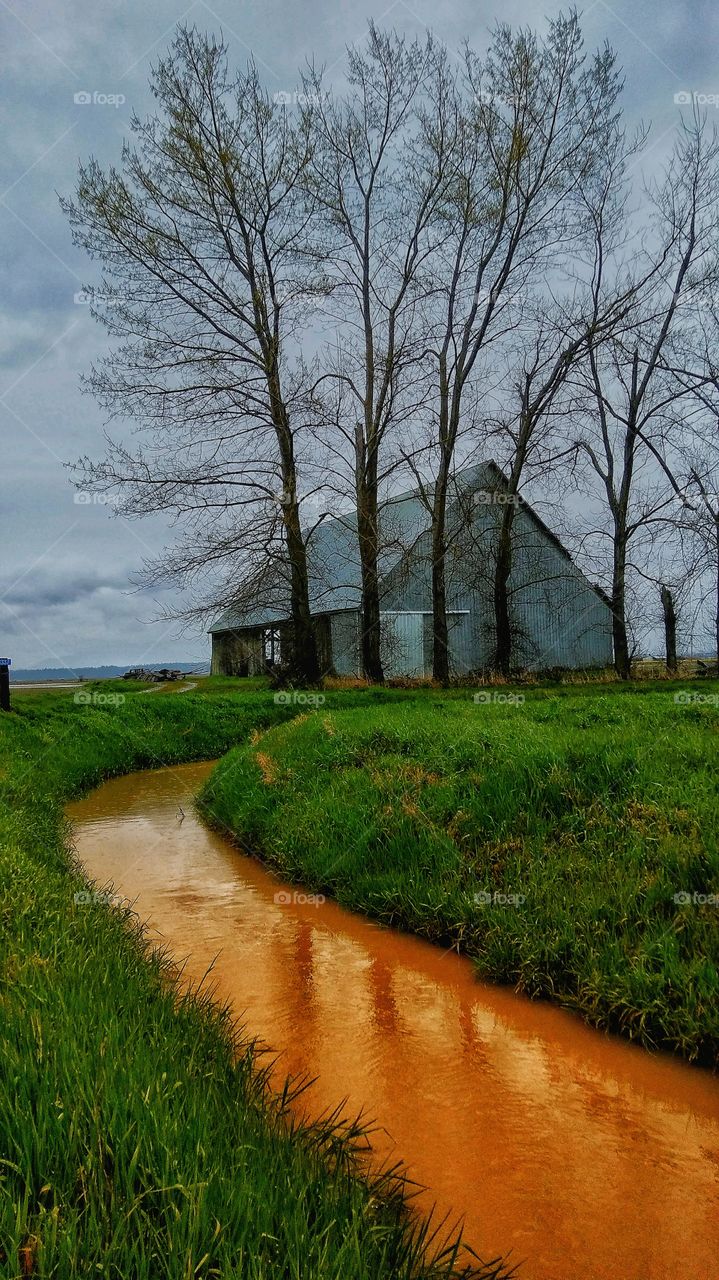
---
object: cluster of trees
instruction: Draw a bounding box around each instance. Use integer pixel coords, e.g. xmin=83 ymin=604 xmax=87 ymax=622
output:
xmin=64 ymin=13 xmax=719 ymax=683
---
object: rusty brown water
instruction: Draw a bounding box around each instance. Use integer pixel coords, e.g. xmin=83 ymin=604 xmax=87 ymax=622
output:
xmin=67 ymin=761 xmax=719 ymax=1280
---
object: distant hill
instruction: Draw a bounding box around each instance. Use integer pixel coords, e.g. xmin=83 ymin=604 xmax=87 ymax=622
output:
xmin=10 ymin=663 xmax=209 ymax=682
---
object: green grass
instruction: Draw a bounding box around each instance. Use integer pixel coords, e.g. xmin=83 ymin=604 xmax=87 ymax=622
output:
xmin=199 ymin=682 xmax=719 ymax=1064
xmin=0 ymin=686 xmax=507 ymax=1280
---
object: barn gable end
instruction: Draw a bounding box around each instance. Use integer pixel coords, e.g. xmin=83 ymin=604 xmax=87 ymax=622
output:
xmin=209 ymin=462 xmax=613 ymax=677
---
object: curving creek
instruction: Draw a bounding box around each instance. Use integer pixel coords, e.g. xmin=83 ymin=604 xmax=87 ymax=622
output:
xmin=67 ymin=761 xmax=719 ymax=1280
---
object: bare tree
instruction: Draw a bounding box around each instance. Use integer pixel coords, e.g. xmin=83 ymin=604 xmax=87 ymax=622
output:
xmin=487 ymin=308 xmax=602 ymax=674
xmin=659 ymin=584 xmax=678 ymax=670
xmin=573 ymin=109 xmax=719 ymax=677
xmin=483 ymin=103 xmax=650 ymax=677
xmin=685 ymin=472 xmax=719 ymax=661
xmin=62 ymin=27 xmax=325 ymax=681
xmin=666 ymin=440 xmax=719 ymax=661
xmin=303 ymin=27 xmax=458 ymax=682
xmin=411 ymin=12 xmax=624 ymax=683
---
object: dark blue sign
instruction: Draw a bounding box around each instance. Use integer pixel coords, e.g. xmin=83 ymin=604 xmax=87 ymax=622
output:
xmin=0 ymin=658 xmax=11 ymax=666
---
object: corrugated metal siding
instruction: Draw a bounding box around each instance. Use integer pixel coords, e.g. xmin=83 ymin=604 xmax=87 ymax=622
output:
xmin=447 ymin=613 xmax=474 ymax=676
xmin=509 ymin=514 xmax=612 ymax=668
xmin=330 ymin=610 xmax=361 ymax=675
xmin=381 ymin=525 xmax=433 ymax=611
xmin=380 ymin=613 xmax=425 ymax=676
xmin=211 ymin=462 xmax=614 ymax=674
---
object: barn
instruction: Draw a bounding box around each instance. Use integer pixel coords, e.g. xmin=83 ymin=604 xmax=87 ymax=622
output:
xmin=209 ymin=462 xmax=613 ymax=678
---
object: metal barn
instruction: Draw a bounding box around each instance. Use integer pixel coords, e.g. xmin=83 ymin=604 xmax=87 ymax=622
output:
xmin=209 ymin=462 xmax=613 ymax=678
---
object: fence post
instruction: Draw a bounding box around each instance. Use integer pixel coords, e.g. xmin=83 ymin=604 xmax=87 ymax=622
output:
xmin=0 ymin=658 xmax=11 ymax=711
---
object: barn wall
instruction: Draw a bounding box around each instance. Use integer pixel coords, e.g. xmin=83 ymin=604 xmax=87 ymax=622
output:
xmin=329 ymin=610 xmax=361 ymax=675
xmin=211 ymin=477 xmax=613 ymax=679
xmin=211 ymin=628 xmax=265 ymax=676
xmin=442 ymin=500 xmax=613 ymax=672
xmin=314 ymin=616 xmax=334 ymax=675
xmin=214 ymin=618 xmax=337 ymax=677
xmin=380 ymin=613 xmax=424 ymax=675
xmin=508 ymin=511 xmax=613 ymax=669
xmin=379 ymin=512 xmax=494 ymax=675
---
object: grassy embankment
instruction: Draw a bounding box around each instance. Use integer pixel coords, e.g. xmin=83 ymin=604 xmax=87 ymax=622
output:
xmin=200 ymin=681 xmax=719 ymax=1065
xmin=0 ymin=684 xmax=506 ymax=1280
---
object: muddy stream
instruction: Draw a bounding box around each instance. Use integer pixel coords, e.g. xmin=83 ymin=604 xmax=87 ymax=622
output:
xmin=67 ymin=761 xmax=719 ymax=1280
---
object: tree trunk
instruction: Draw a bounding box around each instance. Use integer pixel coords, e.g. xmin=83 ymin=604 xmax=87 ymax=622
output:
xmin=431 ymin=550 xmax=449 ymax=684
xmin=715 ymin=526 xmax=719 ymax=665
xmin=431 ymin=461 xmax=451 ymax=685
xmin=611 ymin=534 xmax=631 ymax=679
xmin=283 ymin=507 xmax=320 ymax=683
xmin=494 ymin=503 xmax=514 ymax=677
xmin=660 ymin=585 xmax=677 ymax=673
xmin=356 ymin=477 xmax=384 ymax=683
xmin=431 ymin=356 xmax=454 ymax=686
xmin=492 ymin=417 xmax=529 ymax=677
xmin=272 ymin=377 xmax=319 ymax=684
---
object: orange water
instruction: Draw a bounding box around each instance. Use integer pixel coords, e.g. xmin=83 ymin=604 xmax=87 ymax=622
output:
xmin=67 ymin=761 xmax=719 ymax=1280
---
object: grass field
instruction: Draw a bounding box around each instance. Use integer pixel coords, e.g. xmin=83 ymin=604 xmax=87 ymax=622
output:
xmin=0 ymin=685 xmax=505 ymax=1280
xmin=199 ymin=679 xmax=719 ymax=1064
xmin=2 ymin=673 xmax=717 ymax=1277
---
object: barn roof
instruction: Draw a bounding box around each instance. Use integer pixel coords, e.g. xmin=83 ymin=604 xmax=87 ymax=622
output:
xmin=209 ymin=461 xmax=603 ymax=633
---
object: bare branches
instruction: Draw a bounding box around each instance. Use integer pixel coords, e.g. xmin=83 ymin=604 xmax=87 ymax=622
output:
xmin=570 ymin=108 xmax=719 ymax=673
xmin=64 ymin=15 xmax=719 ymax=677
xmin=63 ymin=26 xmax=327 ymax=678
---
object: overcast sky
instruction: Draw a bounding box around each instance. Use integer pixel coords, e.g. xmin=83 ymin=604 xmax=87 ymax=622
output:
xmin=1 ymin=0 xmax=717 ymax=669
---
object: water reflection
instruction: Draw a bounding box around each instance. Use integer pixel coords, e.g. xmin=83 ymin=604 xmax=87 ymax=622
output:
xmin=68 ymin=762 xmax=719 ymax=1280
